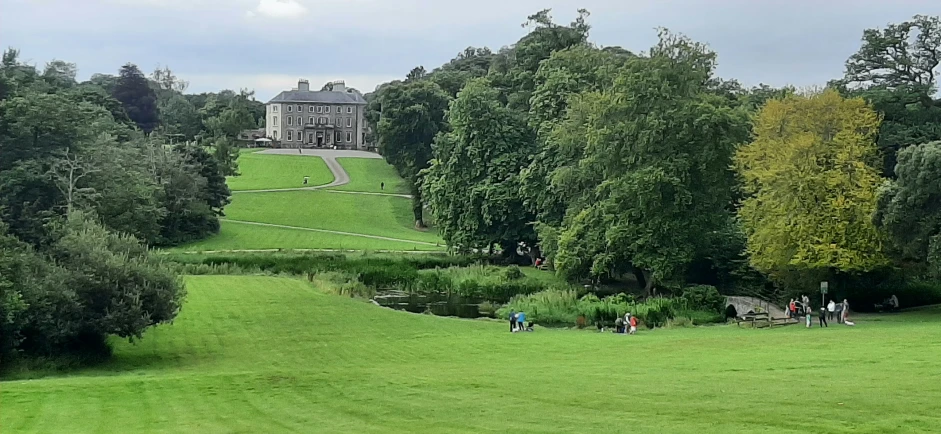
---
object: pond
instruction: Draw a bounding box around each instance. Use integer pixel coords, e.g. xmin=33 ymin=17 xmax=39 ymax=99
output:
xmin=372 ymin=290 xmax=495 ymax=319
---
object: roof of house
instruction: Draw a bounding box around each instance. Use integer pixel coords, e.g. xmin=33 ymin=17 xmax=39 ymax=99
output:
xmin=268 ymin=90 xmax=367 ymax=105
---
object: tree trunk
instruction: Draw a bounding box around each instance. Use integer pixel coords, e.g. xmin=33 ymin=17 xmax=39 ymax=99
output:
xmin=411 ymin=188 xmax=425 ymax=228
xmin=634 ymin=266 xmax=656 ymax=297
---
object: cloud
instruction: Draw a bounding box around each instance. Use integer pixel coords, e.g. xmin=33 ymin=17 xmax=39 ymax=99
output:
xmin=181 ymin=73 xmax=402 ymax=100
xmin=249 ymin=0 xmax=308 ymax=19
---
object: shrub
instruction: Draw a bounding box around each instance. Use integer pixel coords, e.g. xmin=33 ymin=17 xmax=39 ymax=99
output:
xmin=3 ymin=213 xmax=185 ymax=360
xmin=498 ymin=289 xmax=685 ymax=328
xmin=316 ymin=271 xmax=375 ymax=298
xmin=502 ymin=265 xmax=524 ymax=281
xmin=679 ymin=285 xmax=725 ymax=313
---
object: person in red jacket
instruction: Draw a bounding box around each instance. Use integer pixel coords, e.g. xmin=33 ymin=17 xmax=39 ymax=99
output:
xmin=629 ymin=314 xmax=638 ymax=335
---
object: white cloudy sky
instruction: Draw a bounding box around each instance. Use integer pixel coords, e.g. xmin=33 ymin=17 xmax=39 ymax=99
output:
xmin=1 ymin=0 xmax=939 ymax=101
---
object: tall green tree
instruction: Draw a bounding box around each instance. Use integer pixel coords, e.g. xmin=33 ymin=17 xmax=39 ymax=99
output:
xmin=375 ymin=80 xmax=450 ymax=226
xmin=875 ymin=141 xmax=941 ymax=277
xmin=422 ymin=79 xmax=537 ymax=255
xmin=546 ymin=32 xmax=746 ymax=293
xmin=113 ymin=63 xmax=158 ymax=133
xmin=837 ymin=15 xmax=941 ymax=177
xmin=735 ymin=89 xmax=888 ymax=281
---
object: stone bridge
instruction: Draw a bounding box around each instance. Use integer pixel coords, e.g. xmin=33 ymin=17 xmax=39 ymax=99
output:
xmin=725 ymin=296 xmax=787 ymax=318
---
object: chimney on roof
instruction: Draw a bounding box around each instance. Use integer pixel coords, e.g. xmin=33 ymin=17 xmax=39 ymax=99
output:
xmin=298 ymin=79 xmax=310 ymax=91
xmin=332 ymin=80 xmax=346 ymax=93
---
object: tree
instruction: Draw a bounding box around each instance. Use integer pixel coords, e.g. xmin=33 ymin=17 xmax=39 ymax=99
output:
xmin=875 ymin=141 xmax=941 ymax=277
xmin=422 ymin=79 xmax=536 ymax=254
xmin=406 ymin=66 xmax=427 ymax=82
xmin=48 ymin=148 xmax=100 ymax=216
xmin=843 ymin=15 xmax=941 ymax=91
xmin=735 ymin=89 xmax=888 ymax=280
xmin=375 ymin=80 xmax=450 ymax=226
xmin=151 ymin=65 xmax=189 ymax=93
xmin=42 ymin=60 xmax=77 ymax=89
xmin=113 ymin=63 xmax=158 ymax=133
xmin=546 ymin=32 xmax=747 ymax=293
xmin=838 ymin=15 xmax=941 ymax=177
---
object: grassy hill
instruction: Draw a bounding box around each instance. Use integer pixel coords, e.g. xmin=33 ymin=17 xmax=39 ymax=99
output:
xmin=226 ymin=152 xmax=334 ymax=191
xmin=331 ymin=158 xmax=410 ymax=194
xmin=178 ymin=152 xmax=444 ymax=252
xmin=3 ymin=275 xmax=939 ymax=433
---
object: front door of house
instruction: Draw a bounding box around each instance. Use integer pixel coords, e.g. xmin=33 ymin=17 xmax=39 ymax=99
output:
xmin=317 ymin=132 xmax=324 ymax=147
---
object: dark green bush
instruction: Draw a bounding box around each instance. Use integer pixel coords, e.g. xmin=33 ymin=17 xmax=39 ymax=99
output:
xmin=680 ymin=285 xmax=725 ymax=313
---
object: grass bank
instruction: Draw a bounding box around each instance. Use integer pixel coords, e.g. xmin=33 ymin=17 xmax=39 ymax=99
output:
xmin=2 ymin=275 xmax=939 ymax=432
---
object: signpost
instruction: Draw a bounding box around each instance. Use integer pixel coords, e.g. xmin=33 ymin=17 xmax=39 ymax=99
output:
xmin=820 ymin=281 xmax=829 ymax=306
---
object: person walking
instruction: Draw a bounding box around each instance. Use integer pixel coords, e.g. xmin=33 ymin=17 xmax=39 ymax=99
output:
xmin=841 ymin=299 xmax=850 ymax=324
xmin=517 ymin=312 xmax=526 ymax=332
xmin=381 ymin=182 xmax=385 ymax=191
xmin=827 ymin=300 xmax=836 ymax=321
xmin=298 ymin=148 xmax=302 ymax=154
xmin=818 ymin=307 xmax=828 ymax=328
xmin=509 ymin=310 xmax=517 ymax=332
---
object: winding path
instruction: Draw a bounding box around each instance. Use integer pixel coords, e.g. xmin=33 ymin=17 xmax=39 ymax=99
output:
xmin=232 ymin=149 xmax=411 ymax=198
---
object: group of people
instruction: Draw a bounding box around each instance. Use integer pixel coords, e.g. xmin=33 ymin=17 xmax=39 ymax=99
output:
xmin=612 ymin=313 xmax=638 ymax=335
xmin=787 ymin=296 xmax=854 ymax=328
xmin=508 ymin=311 xmax=532 ymax=333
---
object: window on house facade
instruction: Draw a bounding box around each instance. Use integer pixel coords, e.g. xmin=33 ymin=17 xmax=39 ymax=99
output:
xmin=336 ymin=106 xmax=341 ymax=113
xmin=335 ymin=131 xmax=341 ymax=143
xmin=309 ymin=116 xmax=314 ymax=125
xmin=308 ymin=133 xmax=314 ymax=143
xmin=287 ymin=131 xmax=293 ymax=141
xmin=287 ymin=105 xmax=293 ymax=112
xmin=273 ymin=106 xmax=278 ymax=113
xmin=318 ymin=117 xmax=325 ymax=124
xmin=287 ymin=117 xmax=293 ymax=126
xmin=316 ymin=106 xmax=322 ymax=113
xmin=309 ymin=106 xmax=314 ymax=113
xmin=347 ymin=117 xmax=352 ymax=128
xmin=296 ymin=105 xmax=302 ymax=112
xmin=297 ymin=116 xmax=301 ymax=125
xmin=347 ymin=106 xmax=353 ymax=113
xmin=346 ymin=132 xmax=352 ymax=142
xmin=273 ymin=116 xmax=278 ymax=126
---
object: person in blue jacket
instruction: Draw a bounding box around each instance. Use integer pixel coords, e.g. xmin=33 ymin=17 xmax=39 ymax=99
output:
xmin=516 ymin=312 xmax=526 ymax=331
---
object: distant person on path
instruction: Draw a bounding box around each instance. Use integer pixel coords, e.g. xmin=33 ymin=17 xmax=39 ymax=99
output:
xmin=827 ymin=300 xmax=836 ymax=321
xmin=629 ymin=314 xmax=638 ymax=335
xmin=818 ymin=307 xmax=828 ymax=328
xmin=509 ymin=310 xmax=517 ymax=332
xmin=834 ymin=301 xmax=844 ymax=324
xmin=303 ymin=176 xmax=309 ymax=185
xmin=805 ymin=308 xmax=812 ymax=328
xmin=381 ymin=182 xmax=385 ymax=191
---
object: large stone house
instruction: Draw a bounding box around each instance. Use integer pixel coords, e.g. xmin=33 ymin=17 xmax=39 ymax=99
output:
xmin=265 ymin=79 xmax=369 ymax=149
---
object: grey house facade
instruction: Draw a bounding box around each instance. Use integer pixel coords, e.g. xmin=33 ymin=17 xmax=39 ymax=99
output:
xmin=266 ymin=79 xmax=369 ymax=149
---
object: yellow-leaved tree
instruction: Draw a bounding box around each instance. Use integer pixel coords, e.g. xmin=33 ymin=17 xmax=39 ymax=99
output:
xmin=735 ymin=89 xmax=888 ymax=280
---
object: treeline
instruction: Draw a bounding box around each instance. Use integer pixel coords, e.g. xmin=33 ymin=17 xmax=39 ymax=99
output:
xmin=369 ymin=11 xmax=941 ymax=304
xmin=0 ymin=49 xmax=259 ymax=364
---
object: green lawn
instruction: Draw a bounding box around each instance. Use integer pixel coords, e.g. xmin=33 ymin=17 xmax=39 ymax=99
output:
xmin=222 ymin=190 xmax=441 ymax=244
xmin=227 ymin=153 xmax=333 ymax=191
xmin=331 ymin=158 xmax=410 ymax=194
xmin=176 ymin=221 xmax=444 ymax=252
xmin=3 ymin=275 xmax=940 ymax=433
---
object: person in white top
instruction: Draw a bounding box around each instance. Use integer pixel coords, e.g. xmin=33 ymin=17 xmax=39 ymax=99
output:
xmin=827 ymin=300 xmax=836 ymax=322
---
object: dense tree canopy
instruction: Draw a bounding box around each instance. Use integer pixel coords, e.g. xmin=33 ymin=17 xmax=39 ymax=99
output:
xmin=422 ymin=79 xmax=536 ymax=255
xmin=875 ymin=141 xmax=941 ymax=277
xmin=736 ymin=90 xmax=888 ymax=279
